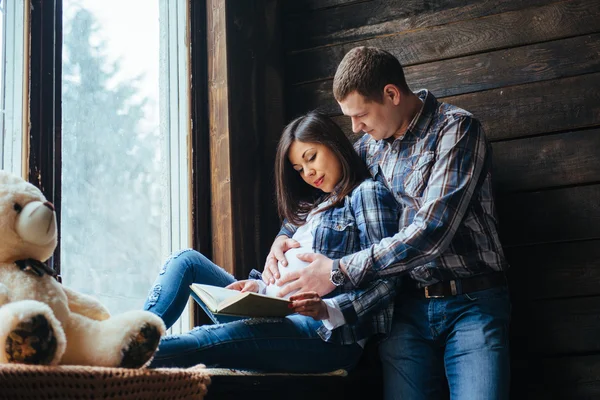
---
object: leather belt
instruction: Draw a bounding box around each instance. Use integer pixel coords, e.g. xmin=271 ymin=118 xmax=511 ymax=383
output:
xmin=412 ymin=272 xmax=507 ymax=299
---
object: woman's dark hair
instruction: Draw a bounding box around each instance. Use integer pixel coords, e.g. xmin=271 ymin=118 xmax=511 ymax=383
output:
xmin=275 ymin=111 xmax=370 ymax=225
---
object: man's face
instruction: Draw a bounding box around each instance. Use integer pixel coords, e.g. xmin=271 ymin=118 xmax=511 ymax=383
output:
xmin=288 ymin=140 xmax=343 ymax=194
xmin=338 ymin=90 xmax=401 ymax=141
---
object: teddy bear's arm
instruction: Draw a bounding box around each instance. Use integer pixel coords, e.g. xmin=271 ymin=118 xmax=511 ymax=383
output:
xmin=63 ymin=286 xmax=111 ymax=320
xmin=0 ymin=283 xmax=10 ymax=306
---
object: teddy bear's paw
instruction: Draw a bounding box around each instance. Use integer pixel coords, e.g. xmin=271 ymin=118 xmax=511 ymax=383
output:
xmin=119 ymin=323 xmax=162 ymax=368
xmin=5 ymin=314 xmax=57 ymax=365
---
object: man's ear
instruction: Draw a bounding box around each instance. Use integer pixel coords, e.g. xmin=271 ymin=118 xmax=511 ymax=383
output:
xmin=383 ymin=84 xmax=402 ymax=105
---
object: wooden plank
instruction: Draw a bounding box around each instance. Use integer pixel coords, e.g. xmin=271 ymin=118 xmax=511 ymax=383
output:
xmin=513 ymin=354 xmax=600 ymax=399
xmin=224 ymin=0 xmax=286 ymax=278
xmin=286 ymin=0 xmax=600 ymax=84
xmin=505 ymin=240 xmax=600 ymax=300
xmin=492 ymin=128 xmax=600 ymax=194
xmin=285 ymin=0 xmax=552 ymax=51
xmin=447 ymin=73 xmax=600 ymax=141
xmin=331 ymin=72 xmax=600 ymax=142
xmin=511 ymin=295 xmax=600 ymax=354
xmin=284 ymin=0 xmax=371 ymax=14
xmin=206 ymin=0 xmax=235 ymax=273
xmin=290 ymin=33 xmax=600 ymax=116
xmin=497 ymin=184 xmax=600 ymax=247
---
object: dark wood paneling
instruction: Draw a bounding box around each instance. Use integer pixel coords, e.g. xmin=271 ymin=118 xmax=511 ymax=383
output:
xmin=330 ymin=72 xmax=600 ymax=141
xmin=515 ymin=354 xmax=600 ymax=399
xmin=284 ymin=0 xmax=371 ymax=14
xmin=447 ymin=73 xmax=600 ymax=141
xmin=497 ymin=184 xmax=600 ymax=247
xmin=225 ymin=0 xmax=286 ymax=278
xmin=492 ymin=128 xmax=600 ymax=194
xmin=285 ymin=0 xmax=553 ymax=51
xmin=286 ymin=0 xmax=600 ymax=84
xmin=206 ymin=0 xmax=285 ymax=277
xmin=506 ymin=240 xmax=600 ymax=300
xmin=290 ymin=33 xmax=600 ymax=116
xmin=512 ymin=295 xmax=600 ymax=354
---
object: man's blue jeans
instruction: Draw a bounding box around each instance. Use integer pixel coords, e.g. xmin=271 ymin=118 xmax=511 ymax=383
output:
xmin=379 ymin=285 xmax=511 ymax=400
xmin=142 ymin=249 xmax=362 ymax=372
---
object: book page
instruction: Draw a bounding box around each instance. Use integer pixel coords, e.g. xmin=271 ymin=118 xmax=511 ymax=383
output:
xmin=190 ymin=284 xmax=243 ymax=310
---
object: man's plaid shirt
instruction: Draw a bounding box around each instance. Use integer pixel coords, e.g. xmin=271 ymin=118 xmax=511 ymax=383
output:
xmin=343 ymin=89 xmax=509 ymax=288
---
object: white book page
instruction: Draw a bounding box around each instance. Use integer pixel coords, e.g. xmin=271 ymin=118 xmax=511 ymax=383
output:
xmin=192 ymin=284 xmax=242 ymax=306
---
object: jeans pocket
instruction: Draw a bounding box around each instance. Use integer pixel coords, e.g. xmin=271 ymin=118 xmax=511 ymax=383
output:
xmin=464 ymin=286 xmax=508 ymax=302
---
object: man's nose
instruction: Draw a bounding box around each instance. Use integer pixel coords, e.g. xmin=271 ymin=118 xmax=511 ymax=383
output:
xmin=351 ymin=117 xmax=362 ymax=133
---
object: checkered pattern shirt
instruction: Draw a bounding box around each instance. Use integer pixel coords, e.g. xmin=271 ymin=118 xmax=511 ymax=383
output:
xmin=264 ymin=179 xmax=401 ymax=345
xmin=343 ymin=89 xmax=509 ymax=288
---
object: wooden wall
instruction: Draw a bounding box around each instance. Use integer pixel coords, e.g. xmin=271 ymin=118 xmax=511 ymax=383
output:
xmin=206 ymin=0 xmax=284 ymax=279
xmin=281 ymin=0 xmax=600 ymax=397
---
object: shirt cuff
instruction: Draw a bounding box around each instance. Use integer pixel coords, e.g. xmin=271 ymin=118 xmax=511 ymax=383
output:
xmin=321 ymin=298 xmax=347 ymax=330
xmin=341 ymin=253 xmax=372 ymax=287
xmin=255 ymin=279 xmax=267 ymax=295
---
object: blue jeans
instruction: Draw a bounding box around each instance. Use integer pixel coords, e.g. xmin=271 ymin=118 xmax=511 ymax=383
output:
xmin=379 ymin=285 xmax=511 ymax=400
xmin=142 ymin=249 xmax=362 ymax=372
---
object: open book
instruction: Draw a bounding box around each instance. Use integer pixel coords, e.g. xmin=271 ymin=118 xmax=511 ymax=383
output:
xmin=190 ymin=283 xmax=293 ymax=318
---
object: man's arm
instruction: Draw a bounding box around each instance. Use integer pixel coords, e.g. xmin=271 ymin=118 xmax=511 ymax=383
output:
xmin=342 ymin=116 xmax=489 ymax=286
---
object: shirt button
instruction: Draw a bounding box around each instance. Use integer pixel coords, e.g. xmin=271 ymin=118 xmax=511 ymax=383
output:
xmin=392 ymin=149 xmax=398 ymax=154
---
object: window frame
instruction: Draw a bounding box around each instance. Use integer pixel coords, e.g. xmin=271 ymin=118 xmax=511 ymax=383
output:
xmin=1 ymin=0 xmax=28 ymax=176
xmin=29 ymin=0 xmax=62 ymax=274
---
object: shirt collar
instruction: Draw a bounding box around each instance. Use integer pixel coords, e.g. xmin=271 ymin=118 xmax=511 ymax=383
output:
xmin=374 ymin=89 xmax=436 ymax=151
xmin=407 ymin=89 xmax=437 ymax=140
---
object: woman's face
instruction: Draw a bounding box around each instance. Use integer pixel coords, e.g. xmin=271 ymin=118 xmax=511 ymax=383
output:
xmin=288 ymin=140 xmax=343 ymax=193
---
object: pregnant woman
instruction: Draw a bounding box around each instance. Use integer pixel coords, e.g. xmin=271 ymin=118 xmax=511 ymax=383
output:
xmin=143 ymin=111 xmax=400 ymax=372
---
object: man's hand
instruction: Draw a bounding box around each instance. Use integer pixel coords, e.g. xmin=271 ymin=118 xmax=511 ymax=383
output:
xmin=277 ymin=253 xmax=336 ymax=297
xmin=225 ymin=280 xmax=260 ymax=293
xmin=262 ymin=235 xmax=300 ymax=284
xmin=289 ymin=292 xmax=329 ymax=321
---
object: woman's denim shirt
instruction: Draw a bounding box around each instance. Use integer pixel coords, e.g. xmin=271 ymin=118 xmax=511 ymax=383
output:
xmin=274 ymin=178 xmax=401 ymax=345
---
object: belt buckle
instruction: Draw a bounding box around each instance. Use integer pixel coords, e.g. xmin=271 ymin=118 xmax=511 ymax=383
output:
xmin=424 ymin=286 xmax=444 ymax=299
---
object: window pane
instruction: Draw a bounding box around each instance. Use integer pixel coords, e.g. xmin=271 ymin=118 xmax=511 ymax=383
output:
xmin=61 ymin=1 xmax=173 ymax=316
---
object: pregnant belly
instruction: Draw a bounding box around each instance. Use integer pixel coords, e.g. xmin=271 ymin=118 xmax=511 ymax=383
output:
xmin=265 ymin=247 xmax=310 ymax=299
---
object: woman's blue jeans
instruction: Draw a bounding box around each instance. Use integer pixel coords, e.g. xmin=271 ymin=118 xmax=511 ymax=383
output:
xmin=142 ymin=249 xmax=362 ymax=372
xmin=379 ymin=285 xmax=511 ymax=400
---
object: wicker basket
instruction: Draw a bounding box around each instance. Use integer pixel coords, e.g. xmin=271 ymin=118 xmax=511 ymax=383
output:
xmin=0 ymin=364 xmax=210 ymax=400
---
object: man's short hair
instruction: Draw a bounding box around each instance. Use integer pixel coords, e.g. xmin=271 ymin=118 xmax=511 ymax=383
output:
xmin=333 ymin=46 xmax=410 ymax=103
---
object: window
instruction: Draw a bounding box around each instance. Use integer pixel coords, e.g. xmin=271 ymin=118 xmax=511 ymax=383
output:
xmin=60 ymin=0 xmax=191 ymax=333
xmin=0 ymin=0 xmax=27 ymax=174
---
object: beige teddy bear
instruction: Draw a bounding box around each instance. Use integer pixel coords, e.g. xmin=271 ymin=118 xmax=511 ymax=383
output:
xmin=0 ymin=170 xmax=166 ymax=368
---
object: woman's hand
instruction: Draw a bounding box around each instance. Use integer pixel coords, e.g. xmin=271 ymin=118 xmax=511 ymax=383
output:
xmin=226 ymin=280 xmax=260 ymax=293
xmin=262 ymin=235 xmax=300 ymax=284
xmin=289 ymin=292 xmax=329 ymax=321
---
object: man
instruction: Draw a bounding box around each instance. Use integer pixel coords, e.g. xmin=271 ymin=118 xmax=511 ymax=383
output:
xmin=263 ymin=46 xmax=510 ymax=399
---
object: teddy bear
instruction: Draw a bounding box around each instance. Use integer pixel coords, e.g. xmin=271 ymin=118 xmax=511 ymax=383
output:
xmin=0 ymin=170 xmax=166 ymax=368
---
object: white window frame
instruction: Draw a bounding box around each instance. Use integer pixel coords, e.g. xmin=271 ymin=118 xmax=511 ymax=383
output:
xmin=0 ymin=0 xmax=27 ymax=175
xmin=159 ymin=0 xmax=193 ymax=334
